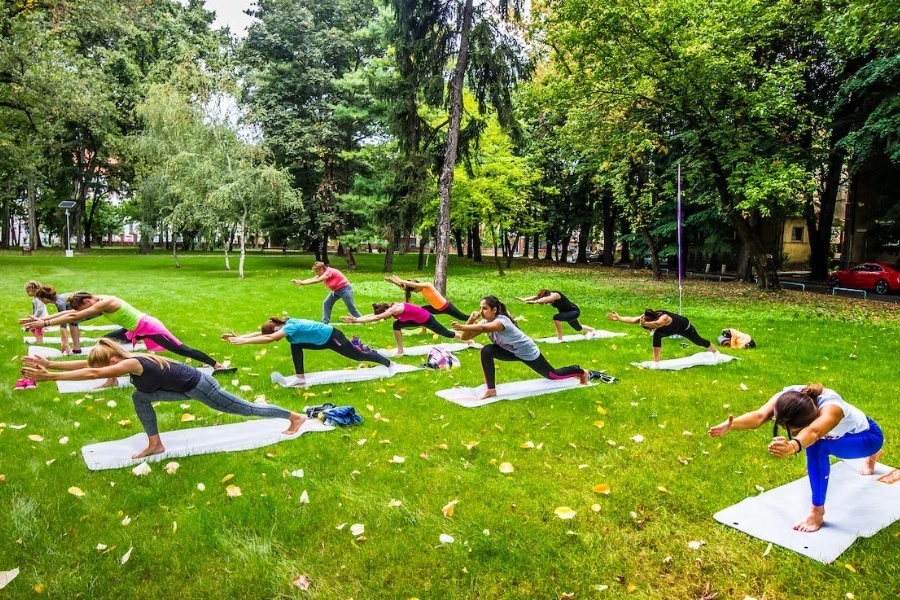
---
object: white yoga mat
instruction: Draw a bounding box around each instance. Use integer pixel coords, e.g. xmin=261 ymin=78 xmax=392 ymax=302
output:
xmin=25 ymin=336 xmax=101 ymax=345
xmin=536 ymin=330 xmax=627 ymax=344
xmin=43 ymin=324 xmax=118 ymax=333
xmin=81 ymin=418 xmax=334 ymax=470
xmin=55 ymin=366 xmax=213 ymax=393
xmin=437 ymin=377 xmax=591 ymax=407
xmin=632 ymin=352 xmax=736 ymax=370
xmin=714 ymin=460 xmax=900 ymax=563
xmin=27 ymin=342 xmax=148 ymax=358
xmin=270 ymin=362 xmax=421 ymax=387
xmin=377 ymin=342 xmax=482 ymax=357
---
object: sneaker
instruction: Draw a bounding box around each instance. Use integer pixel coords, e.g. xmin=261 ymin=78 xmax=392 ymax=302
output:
xmin=72 ymin=349 xmax=82 ymax=354
xmin=587 ymin=370 xmax=606 ymax=381
xmin=14 ymin=378 xmax=27 ymax=391
xmin=24 ymin=379 xmax=37 ymax=389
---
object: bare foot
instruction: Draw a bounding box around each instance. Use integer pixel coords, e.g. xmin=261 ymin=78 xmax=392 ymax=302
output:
xmin=583 ymin=326 xmax=595 ymax=333
xmin=393 ymin=351 xmax=405 ymax=358
xmin=860 ymin=449 xmax=883 ymax=475
xmin=557 ymin=335 xmax=564 ymax=341
xmin=132 ymin=443 xmax=165 ymax=460
xmin=793 ymin=505 xmax=825 ymax=532
xmin=283 ymin=413 xmax=307 ymax=435
xmin=478 ymin=388 xmax=497 ymax=400
xmin=97 ymin=377 xmax=120 ymax=389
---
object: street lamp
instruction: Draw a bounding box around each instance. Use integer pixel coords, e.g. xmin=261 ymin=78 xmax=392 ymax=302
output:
xmin=58 ymin=201 xmax=76 ymax=258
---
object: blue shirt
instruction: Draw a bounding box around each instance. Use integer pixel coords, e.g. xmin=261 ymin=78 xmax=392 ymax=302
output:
xmin=281 ymin=319 xmax=334 ymax=345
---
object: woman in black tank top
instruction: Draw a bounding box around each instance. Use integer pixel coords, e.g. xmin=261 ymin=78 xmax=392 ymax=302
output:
xmin=606 ymin=309 xmax=719 ymax=364
xmin=516 ymin=289 xmax=597 ymax=340
xmin=22 ymin=340 xmax=306 ymax=461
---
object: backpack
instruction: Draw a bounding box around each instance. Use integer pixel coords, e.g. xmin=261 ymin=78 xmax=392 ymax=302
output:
xmin=424 ymin=346 xmax=459 ymax=370
xmin=304 ymin=403 xmax=335 ymax=419
xmin=321 ymin=405 xmax=363 ymax=426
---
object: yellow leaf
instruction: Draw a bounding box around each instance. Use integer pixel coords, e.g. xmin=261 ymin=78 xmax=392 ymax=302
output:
xmin=499 ymin=462 xmax=514 ymax=474
xmin=493 ymin=423 xmax=504 ymax=432
xmin=67 ymin=486 xmax=85 ymax=498
xmin=554 ymin=506 xmax=576 ymax=520
xmin=221 ymin=473 xmax=234 ymax=483
xmin=225 ymin=484 xmax=242 ymax=497
xmin=437 ymin=443 xmax=448 ymax=450
xmin=593 ymin=484 xmax=611 ymax=494
xmin=657 ymin=486 xmax=669 ymax=493
xmin=387 ymin=499 xmax=402 ymax=507
xmin=35 ymin=583 xmax=45 ymax=593
xmin=596 ymin=406 xmax=608 ymax=415
xmin=117 ymin=420 xmax=131 ymax=427
xmin=442 ymin=500 xmax=458 ymax=518
xmin=463 ymin=441 xmax=479 ymax=450
xmin=303 ymin=392 xmax=316 ymax=399
xmin=28 ymin=434 xmax=44 ymax=442
xmin=627 ymin=582 xmax=636 ymax=592
xmin=520 ymin=440 xmax=535 ymax=449
xmin=180 ymin=413 xmax=196 ymax=422
xmin=844 ymin=564 xmax=856 ymax=573
xmin=593 ymin=420 xmax=605 ymax=429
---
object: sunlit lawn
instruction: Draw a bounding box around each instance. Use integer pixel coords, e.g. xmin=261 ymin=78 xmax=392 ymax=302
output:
xmin=0 ymin=250 xmax=898 ymax=599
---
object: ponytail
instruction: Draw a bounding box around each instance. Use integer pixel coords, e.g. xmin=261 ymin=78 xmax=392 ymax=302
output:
xmin=261 ymin=317 xmax=288 ymax=335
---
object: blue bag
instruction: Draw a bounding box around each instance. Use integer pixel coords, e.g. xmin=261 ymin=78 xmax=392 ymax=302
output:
xmin=322 ymin=405 xmax=363 ymax=427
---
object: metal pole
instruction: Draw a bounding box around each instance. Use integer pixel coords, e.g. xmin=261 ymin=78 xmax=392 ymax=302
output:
xmin=677 ymin=163 xmax=683 ymax=314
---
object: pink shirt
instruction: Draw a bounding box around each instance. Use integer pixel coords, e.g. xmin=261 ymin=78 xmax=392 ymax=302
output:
xmin=322 ymin=267 xmax=350 ymax=291
xmin=394 ymin=302 xmax=431 ymax=324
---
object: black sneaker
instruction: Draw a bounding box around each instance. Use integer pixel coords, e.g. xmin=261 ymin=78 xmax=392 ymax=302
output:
xmin=587 ymin=370 xmax=606 ymax=380
xmin=589 ymin=370 xmax=618 ymax=384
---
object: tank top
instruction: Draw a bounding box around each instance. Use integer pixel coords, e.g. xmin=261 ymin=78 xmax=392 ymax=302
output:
xmin=485 ymin=314 xmax=540 ymax=361
xmin=549 ymin=291 xmax=578 ymax=313
xmin=131 ymin=356 xmax=201 ymax=394
xmin=395 ymin=303 xmax=431 ymax=324
xmin=777 ymin=385 xmax=870 ymax=439
xmin=656 ymin=310 xmax=690 ymax=335
xmin=104 ymin=297 xmax=145 ymax=331
xmin=421 ymin=285 xmax=448 ymax=309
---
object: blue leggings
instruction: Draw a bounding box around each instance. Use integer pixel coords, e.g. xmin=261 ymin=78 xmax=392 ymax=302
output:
xmin=806 ymin=418 xmax=883 ymax=506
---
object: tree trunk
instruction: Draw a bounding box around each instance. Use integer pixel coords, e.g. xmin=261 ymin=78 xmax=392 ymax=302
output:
xmin=0 ymin=186 xmax=10 ymax=249
xmin=471 ymin=225 xmax=482 ymax=262
xmin=558 ymin=233 xmax=571 ymax=264
xmin=466 ymin=228 xmax=473 ymax=258
xmin=532 ymin=234 xmax=540 ymax=259
xmin=505 ymin=232 xmax=520 ymax=268
xmin=26 ymin=177 xmax=38 ymax=250
xmin=638 ymin=225 xmax=662 ymax=280
xmin=522 ymin=235 xmax=529 ymax=259
xmin=619 ymin=218 xmax=631 ymax=263
xmin=577 ymin=221 xmax=590 ymax=264
xmin=340 ymin=240 xmax=358 ymax=271
xmin=417 ymin=231 xmax=428 ymax=270
xmin=383 ymin=226 xmax=395 ymax=272
xmin=434 ymin=0 xmax=474 ymax=295
xmin=453 ymin=229 xmax=464 ymax=257
xmin=172 ymin=229 xmax=181 ymax=269
xmin=223 ymin=225 xmax=232 ymax=271
xmin=807 ymin=142 xmax=846 ymax=281
xmin=238 ymin=211 xmax=247 ymax=279
xmin=729 ymin=210 xmax=778 ymax=289
xmin=489 ymin=222 xmax=505 ymax=277
xmin=321 ymin=234 xmax=329 ymax=265
xmin=602 ymin=195 xmax=615 ymax=265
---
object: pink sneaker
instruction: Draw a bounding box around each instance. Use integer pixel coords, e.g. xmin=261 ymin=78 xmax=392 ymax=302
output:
xmin=14 ymin=378 xmax=27 ymax=391
xmin=24 ymin=379 xmax=37 ymax=389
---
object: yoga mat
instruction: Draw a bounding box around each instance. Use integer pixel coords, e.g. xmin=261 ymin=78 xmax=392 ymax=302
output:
xmin=377 ymin=342 xmax=482 ymax=357
xmin=27 ymin=342 xmax=148 ymax=358
xmin=43 ymin=324 xmax=118 ymax=333
xmin=437 ymin=377 xmax=591 ymax=407
xmin=81 ymin=418 xmax=334 ymax=470
xmin=536 ymin=330 xmax=627 ymax=344
xmin=632 ymin=352 xmax=736 ymax=370
xmin=270 ymin=362 xmax=421 ymax=387
xmin=714 ymin=460 xmax=900 ymax=563
xmin=55 ymin=366 xmax=213 ymax=393
xmin=25 ymin=336 xmax=101 ymax=345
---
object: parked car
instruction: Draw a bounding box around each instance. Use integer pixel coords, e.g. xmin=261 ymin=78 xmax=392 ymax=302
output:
xmin=828 ymin=262 xmax=900 ymax=295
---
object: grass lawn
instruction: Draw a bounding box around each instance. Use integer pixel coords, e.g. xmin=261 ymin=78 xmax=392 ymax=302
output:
xmin=0 ymin=250 xmax=898 ymax=599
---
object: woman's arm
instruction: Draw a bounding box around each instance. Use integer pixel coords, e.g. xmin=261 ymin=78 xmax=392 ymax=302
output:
xmin=452 ymin=319 xmax=505 ymax=336
xmin=709 ymin=396 xmax=778 ymax=436
xmin=23 ymin=355 xmax=89 ymax=371
xmin=342 ymin=305 xmax=399 ymax=324
xmin=222 ymin=331 xmax=286 ymax=344
xmin=640 ymin=314 xmax=672 ymax=330
xmin=768 ymin=405 xmax=844 ymax=458
xmin=22 ymin=358 xmax=141 ymax=382
xmin=22 ymin=297 xmax=114 ymax=328
xmin=531 ymin=293 xmax=560 ymax=305
xmin=292 ymin=274 xmax=327 ymax=286
xmin=386 ymin=275 xmax=426 ymax=291
xmin=606 ymin=312 xmax=641 ymax=324
xmin=515 ymin=295 xmax=538 ymax=303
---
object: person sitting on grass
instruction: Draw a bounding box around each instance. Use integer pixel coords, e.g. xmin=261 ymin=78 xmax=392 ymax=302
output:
xmin=222 ymin=317 xmax=395 ymax=387
xmin=516 ymin=289 xmax=596 ymax=340
xmin=291 ymin=261 xmax=362 ymax=324
xmin=384 ymin=275 xmax=470 ymax=320
xmin=452 ymin=295 xmax=606 ymax=400
xmin=21 ymin=339 xmax=305 ymax=460
xmin=341 ymin=302 xmax=466 ymax=357
xmin=709 ymin=383 xmax=884 ymax=533
xmin=718 ymin=327 xmax=756 ymax=349
xmin=606 ymin=308 xmax=719 ymax=365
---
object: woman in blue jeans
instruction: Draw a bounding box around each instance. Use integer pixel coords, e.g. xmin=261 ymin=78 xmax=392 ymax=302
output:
xmin=21 ymin=339 xmax=305 ymax=460
xmin=709 ymin=383 xmax=884 ymax=532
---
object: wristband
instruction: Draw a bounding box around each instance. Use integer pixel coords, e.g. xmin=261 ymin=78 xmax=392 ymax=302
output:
xmin=792 ymin=439 xmax=802 ymax=454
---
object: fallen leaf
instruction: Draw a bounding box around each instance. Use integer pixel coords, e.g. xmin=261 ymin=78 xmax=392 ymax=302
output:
xmin=439 ymin=533 xmax=455 ymax=544
xmin=28 ymin=434 xmax=44 ymax=442
xmin=95 ymin=544 xmax=107 ymax=551
xmin=499 ymin=462 xmax=514 ymax=474
xmin=387 ymin=499 xmax=402 ymax=507
xmin=68 ymin=486 xmax=85 ymax=498
xmin=657 ymin=486 xmax=669 ymax=493
xmin=561 ymin=593 xmax=575 ymax=600
xmin=120 ymin=546 xmax=132 ymax=565
xmin=442 ymin=500 xmax=458 ymax=518
xmin=196 ymin=483 xmax=206 ymax=491
xmin=121 ymin=516 xmax=131 ymax=526
xmin=350 ymin=523 xmax=364 ymax=537
xmin=596 ymin=406 xmax=608 ymax=415
xmin=165 ymin=462 xmax=180 ymax=475
xmin=35 ymin=583 xmax=45 ymax=593
xmin=292 ymin=575 xmax=312 ymax=590
xmin=45 ymin=459 xmax=55 ymax=466
xmin=132 ymin=462 xmax=151 ymax=477
xmin=117 ymin=420 xmax=131 ymax=427
xmin=0 ymin=568 xmax=19 ymax=590
xmin=739 ymin=383 xmax=748 ymax=391
xmin=356 ymin=438 xmax=367 ymax=446
xmin=225 ymin=484 xmax=242 ymax=497
xmin=593 ymin=484 xmax=611 ymax=494
xmin=106 ymin=400 xmax=117 ymax=408
xmin=493 ymin=423 xmax=504 ymax=432
xmin=520 ymin=440 xmax=535 ymax=449
xmin=291 ymin=469 xmax=304 ymax=478
xmin=221 ymin=473 xmax=234 ymax=483
xmin=763 ymin=543 xmax=772 ymax=557
xmin=180 ymin=413 xmax=196 ymax=422
xmin=687 ymin=540 xmax=706 ymax=550
xmin=593 ymin=420 xmax=605 ymax=429
xmin=844 ymin=564 xmax=856 ymax=573
xmin=463 ymin=441 xmax=479 ymax=450
xmin=437 ymin=443 xmax=448 ymax=450
xmin=593 ymin=585 xmax=609 ymax=592
xmin=591 ymin=504 xmax=602 ymax=512
xmin=554 ymin=506 xmax=576 ymax=520
xmin=336 ymin=523 xmax=346 ymax=530
xmin=389 ymin=456 xmax=406 ymax=464
xmin=299 ymin=490 xmax=310 ymax=504
xmin=630 ymin=434 xmax=644 ymax=443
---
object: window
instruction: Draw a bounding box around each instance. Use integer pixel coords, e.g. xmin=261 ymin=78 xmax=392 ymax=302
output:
xmin=791 ymin=227 xmax=804 ymax=242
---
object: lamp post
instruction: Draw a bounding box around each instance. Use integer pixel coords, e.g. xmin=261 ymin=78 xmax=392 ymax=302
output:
xmin=58 ymin=201 xmax=76 ymax=258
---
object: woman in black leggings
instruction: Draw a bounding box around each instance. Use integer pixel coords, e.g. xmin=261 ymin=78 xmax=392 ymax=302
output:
xmin=607 ymin=309 xmax=719 ymax=364
xmin=516 ymin=289 xmax=596 ymax=340
xmin=223 ymin=317 xmax=393 ymax=387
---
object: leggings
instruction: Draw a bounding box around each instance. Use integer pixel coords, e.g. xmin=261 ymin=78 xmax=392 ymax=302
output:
xmin=652 ymin=323 xmax=710 ymax=348
xmin=806 ymin=418 xmax=884 ymax=506
xmin=104 ymin=328 xmax=218 ymax=368
xmin=480 ymin=344 xmax=584 ymax=389
xmin=424 ymin=302 xmax=469 ymax=321
xmin=392 ymin=315 xmax=457 ymax=339
xmin=131 ymin=373 xmax=291 ymax=436
xmin=290 ymin=328 xmax=390 ymax=374
xmin=553 ymin=308 xmax=583 ymax=331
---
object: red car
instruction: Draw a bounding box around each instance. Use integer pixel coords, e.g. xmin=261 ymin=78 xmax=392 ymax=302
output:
xmin=828 ymin=262 xmax=900 ymax=295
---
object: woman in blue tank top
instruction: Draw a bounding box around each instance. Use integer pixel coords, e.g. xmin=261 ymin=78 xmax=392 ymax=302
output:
xmin=22 ymin=339 xmax=305 ymax=460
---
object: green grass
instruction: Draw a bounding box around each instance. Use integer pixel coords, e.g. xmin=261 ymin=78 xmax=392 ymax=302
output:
xmin=0 ymin=250 xmax=898 ymax=599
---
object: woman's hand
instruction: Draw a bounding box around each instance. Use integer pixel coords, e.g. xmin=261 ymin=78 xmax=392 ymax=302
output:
xmin=291 ymin=279 xmax=304 ymax=286
xmin=451 ymin=321 xmax=464 ymax=331
xmin=340 ymin=316 xmax=357 ymax=324
xmin=708 ymin=415 xmax=734 ymax=437
xmin=767 ymin=436 xmax=797 ymax=458
xmin=220 ymin=332 xmax=237 ymax=341
xmin=23 ymin=355 xmax=49 ymax=368
xmin=20 ymin=317 xmax=44 ymax=330
xmin=606 ymin=312 xmax=619 ymax=321
xmin=21 ymin=365 xmax=50 ymax=382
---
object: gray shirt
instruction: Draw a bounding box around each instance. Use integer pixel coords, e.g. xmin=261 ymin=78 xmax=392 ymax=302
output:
xmin=484 ymin=314 xmax=540 ymax=361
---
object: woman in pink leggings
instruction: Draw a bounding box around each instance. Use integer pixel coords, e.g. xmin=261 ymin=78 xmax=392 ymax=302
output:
xmin=341 ymin=302 xmax=463 ymax=356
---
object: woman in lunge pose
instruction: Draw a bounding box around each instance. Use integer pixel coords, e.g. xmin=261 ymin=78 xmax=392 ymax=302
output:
xmin=709 ymin=383 xmax=884 ymax=532
xmin=384 ymin=275 xmax=469 ymax=320
xmin=341 ymin=302 xmax=466 ymax=357
xmin=606 ymin=308 xmax=719 ymax=364
xmin=453 ymin=295 xmax=605 ymax=400
xmin=22 ymin=340 xmax=305 ymax=460
xmin=222 ymin=317 xmax=394 ymax=387
xmin=516 ymin=289 xmax=596 ymax=340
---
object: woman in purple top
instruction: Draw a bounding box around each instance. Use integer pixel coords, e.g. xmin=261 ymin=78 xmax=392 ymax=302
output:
xmin=22 ymin=339 xmax=305 ymax=460
xmin=342 ymin=302 xmax=463 ymax=356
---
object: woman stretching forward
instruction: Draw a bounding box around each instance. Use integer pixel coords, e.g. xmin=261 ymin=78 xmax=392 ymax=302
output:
xmin=607 ymin=309 xmax=718 ymax=364
xmin=22 ymin=339 xmax=305 ymax=460
xmin=223 ymin=317 xmax=394 ymax=387
xmin=516 ymin=289 xmax=596 ymax=340
xmin=384 ymin=275 xmax=469 ymax=320
xmin=709 ymin=383 xmax=884 ymax=532
xmin=342 ymin=302 xmax=465 ymax=356
xmin=20 ymin=292 xmax=231 ymax=382
xmin=453 ymin=295 xmax=602 ymax=400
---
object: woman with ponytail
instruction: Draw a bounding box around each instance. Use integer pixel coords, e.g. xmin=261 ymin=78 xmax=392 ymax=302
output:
xmin=341 ymin=302 xmax=464 ymax=356
xmin=453 ymin=295 xmax=603 ymax=400
xmin=383 ymin=275 xmax=470 ymax=320
xmin=709 ymin=384 xmax=884 ymax=532
xmin=21 ymin=340 xmax=305 ymax=460
xmin=223 ymin=317 xmax=393 ymax=386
